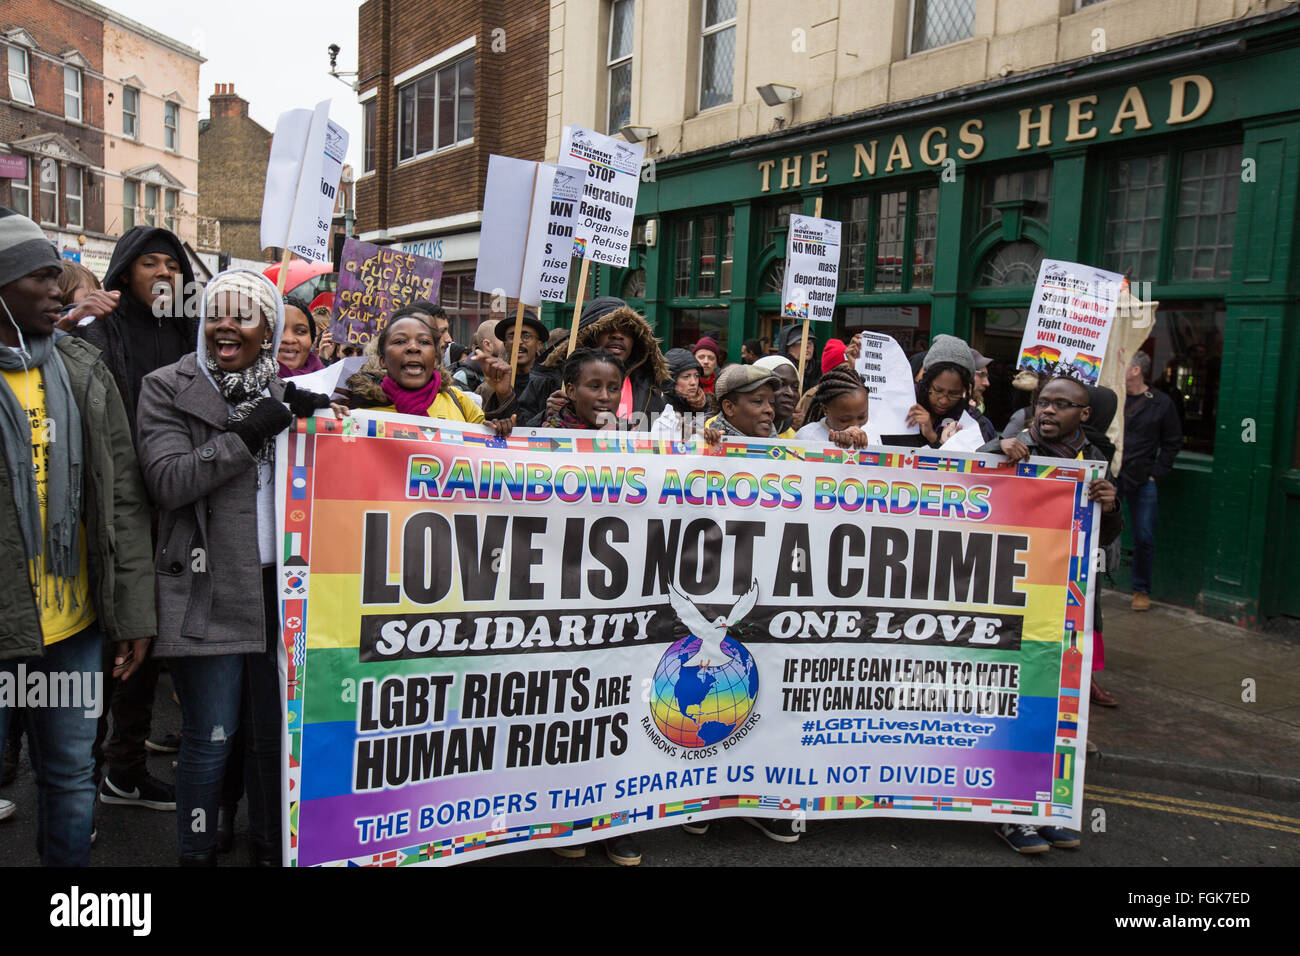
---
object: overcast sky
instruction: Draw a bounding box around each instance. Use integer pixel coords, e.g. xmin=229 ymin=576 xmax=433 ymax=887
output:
xmin=106 ymin=0 xmax=365 ymax=171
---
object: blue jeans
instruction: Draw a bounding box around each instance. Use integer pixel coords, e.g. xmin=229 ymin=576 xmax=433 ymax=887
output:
xmin=0 ymin=622 xmax=103 ymax=866
xmin=169 ymin=568 xmax=282 ymax=859
xmin=1124 ymin=479 xmax=1159 ymax=595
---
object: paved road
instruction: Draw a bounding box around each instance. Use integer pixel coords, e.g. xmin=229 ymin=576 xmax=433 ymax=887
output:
xmin=1 ymin=672 xmax=1295 ymax=867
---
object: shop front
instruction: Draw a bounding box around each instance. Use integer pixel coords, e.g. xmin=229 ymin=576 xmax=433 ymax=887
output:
xmin=545 ymin=12 xmax=1300 ymax=624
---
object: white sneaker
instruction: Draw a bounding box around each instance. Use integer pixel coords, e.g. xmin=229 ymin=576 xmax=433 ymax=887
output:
xmin=0 ymin=798 xmax=15 ymax=821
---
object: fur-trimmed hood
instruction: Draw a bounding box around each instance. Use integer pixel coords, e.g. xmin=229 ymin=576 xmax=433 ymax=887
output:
xmin=541 ymin=305 xmax=668 ymax=384
xmin=345 ymin=356 xmax=388 ymax=407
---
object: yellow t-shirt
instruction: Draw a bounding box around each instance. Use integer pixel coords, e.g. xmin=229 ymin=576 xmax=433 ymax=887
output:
xmin=1 ymin=367 xmax=95 ymax=645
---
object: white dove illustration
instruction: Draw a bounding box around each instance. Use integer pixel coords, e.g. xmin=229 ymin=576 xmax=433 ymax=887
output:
xmin=668 ymin=579 xmax=759 ymax=670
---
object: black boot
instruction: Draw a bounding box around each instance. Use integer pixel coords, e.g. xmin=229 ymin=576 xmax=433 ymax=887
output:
xmin=248 ymin=840 xmax=281 ymax=867
xmin=216 ymin=806 xmax=235 ymax=854
xmin=179 ymin=849 xmax=217 ymax=867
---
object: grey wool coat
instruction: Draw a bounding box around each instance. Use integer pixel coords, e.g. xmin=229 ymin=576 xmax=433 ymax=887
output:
xmin=135 ymin=352 xmax=285 ymax=658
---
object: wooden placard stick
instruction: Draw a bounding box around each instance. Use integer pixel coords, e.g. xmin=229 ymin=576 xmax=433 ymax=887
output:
xmin=567 ymin=257 xmax=592 ymax=356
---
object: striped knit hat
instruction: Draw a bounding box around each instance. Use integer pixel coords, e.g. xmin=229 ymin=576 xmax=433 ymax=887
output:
xmin=0 ymin=207 xmax=62 ymax=289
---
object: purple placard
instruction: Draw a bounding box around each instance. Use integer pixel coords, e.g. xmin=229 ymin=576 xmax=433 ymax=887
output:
xmin=0 ymin=155 xmax=28 ymax=179
xmin=331 ymin=238 xmax=443 ymax=347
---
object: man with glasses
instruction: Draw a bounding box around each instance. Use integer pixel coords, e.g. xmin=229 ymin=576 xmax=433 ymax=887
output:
xmin=979 ymin=374 xmax=1120 ymax=854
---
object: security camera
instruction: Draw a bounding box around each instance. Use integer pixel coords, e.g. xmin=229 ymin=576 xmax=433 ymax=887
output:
xmin=328 ymin=44 xmax=341 ymax=69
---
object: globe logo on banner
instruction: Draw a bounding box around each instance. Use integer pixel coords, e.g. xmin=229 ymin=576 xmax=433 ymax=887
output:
xmin=650 ymin=582 xmax=760 ymax=748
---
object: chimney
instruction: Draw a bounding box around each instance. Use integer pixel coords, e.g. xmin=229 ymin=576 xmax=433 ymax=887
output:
xmin=209 ymin=82 xmax=249 ymax=119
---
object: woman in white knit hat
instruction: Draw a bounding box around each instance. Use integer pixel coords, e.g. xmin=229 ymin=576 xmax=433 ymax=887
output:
xmin=136 ymin=270 xmax=340 ymax=866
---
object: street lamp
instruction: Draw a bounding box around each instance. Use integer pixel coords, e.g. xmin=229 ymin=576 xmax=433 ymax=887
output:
xmin=756 ymin=83 xmax=801 ymax=107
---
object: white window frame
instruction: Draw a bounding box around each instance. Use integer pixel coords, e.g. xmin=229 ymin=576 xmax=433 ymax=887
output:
xmin=908 ymin=0 xmax=976 ymax=56
xmin=122 ymin=86 xmax=139 ymax=139
xmin=8 ymin=45 xmax=34 ymax=107
xmin=65 ymin=166 xmax=82 ymax=228
xmin=64 ymin=66 xmax=82 ymax=122
xmin=698 ymin=1 xmax=736 ymax=113
xmin=164 ymin=101 xmax=179 ymax=151
xmin=362 ymin=98 xmax=376 ymax=173
xmin=606 ymin=0 xmax=634 ymax=135
xmin=9 ymin=157 xmax=31 ymax=218
xmin=395 ymin=53 xmax=474 ymax=164
xmin=38 ymin=159 xmax=58 ymax=226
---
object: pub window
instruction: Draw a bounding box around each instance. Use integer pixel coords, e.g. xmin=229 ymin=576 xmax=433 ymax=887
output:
xmin=362 ymin=100 xmax=376 ymax=172
xmin=396 ymin=55 xmax=474 ymax=163
xmin=565 ymin=255 xmax=597 ymax=303
xmin=122 ymin=87 xmax=139 ymax=139
xmin=910 ymin=0 xmax=975 ymax=55
xmin=64 ymin=67 xmax=82 ymax=122
xmin=607 ymin=0 xmax=633 ymax=135
xmin=699 ymin=0 xmax=736 ymax=111
xmin=38 ymin=159 xmax=57 ymax=225
xmin=65 ymin=167 xmax=83 ymax=228
xmin=1102 ymin=142 xmax=1241 ymax=284
xmin=438 ymin=272 xmax=490 ymax=345
xmin=977 ymin=240 xmax=1044 ymax=287
xmin=837 ymin=183 xmax=939 ymax=294
xmin=1147 ymin=300 xmax=1224 ymax=456
xmin=8 ymin=46 xmax=34 ymax=107
xmin=9 ymin=157 xmax=30 ymax=218
xmin=979 ymin=166 xmax=1052 ymax=230
xmin=671 ymin=210 xmax=734 ymax=300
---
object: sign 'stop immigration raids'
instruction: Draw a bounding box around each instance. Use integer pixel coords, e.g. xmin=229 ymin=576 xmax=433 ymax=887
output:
xmin=559 ymin=125 xmax=645 ymax=268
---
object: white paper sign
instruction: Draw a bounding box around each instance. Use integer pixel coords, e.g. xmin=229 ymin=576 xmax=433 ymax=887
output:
xmin=855 ymin=331 xmax=919 ymax=436
xmin=519 ymin=164 xmax=583 ymax=305
xmin=260 ymin=101 xmax=348 ymax=262
xmin=474 ymin=155 xmax=538 ymax=300
xmin=940 ymin=411 xmax=984 ymax=452
xmin=558 ymin=125 xmax=644 ymax=267
xmin=781 ymin=214 xmax=841 ymax=322
xmin=1017 ymin=258 xmax=1123 ymax=385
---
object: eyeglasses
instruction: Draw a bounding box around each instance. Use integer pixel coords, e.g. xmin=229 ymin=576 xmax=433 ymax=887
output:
xmin=1035 ymin=397 xmax=1089 ymax=411
xmin=928 ymin=385 xmax=965 ymax=401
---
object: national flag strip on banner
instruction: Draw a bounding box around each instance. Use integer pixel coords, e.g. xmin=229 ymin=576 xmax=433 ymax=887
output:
xmin=1055 ymin=749 xmax=1074 ymax=780
xmin=913 ymin=455 xmax=966 ymax=473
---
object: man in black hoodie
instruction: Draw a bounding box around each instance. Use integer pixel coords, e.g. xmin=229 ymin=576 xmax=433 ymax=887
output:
xmin=72 ymin=225 xmax=195 ymax=813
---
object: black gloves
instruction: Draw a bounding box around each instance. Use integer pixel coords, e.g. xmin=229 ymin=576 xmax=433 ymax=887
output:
xmin=283 ymin=382 xmax=332 ymax=419
xmin=230 ymin=397 xmax=293 ymax=453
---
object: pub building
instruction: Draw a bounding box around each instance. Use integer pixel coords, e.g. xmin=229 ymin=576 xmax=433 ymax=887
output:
xmin=544 ymin=9 xmax=1300 ymax=626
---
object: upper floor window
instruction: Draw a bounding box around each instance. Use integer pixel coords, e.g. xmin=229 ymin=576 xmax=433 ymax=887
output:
xmin=9 ymin=157 xmax=31 ymax=218
xmin=910 ymin=0 xmax=975 ymax=55
xmin=123 ymin=180 xmax=137 ymax=231
xmin=164 ymin=188 xmax=178 ymax=233
xmin=64 ymin=67 xmax=82 ymax=121
xmin=8 ymin=46 xmax=34 ymax=106
xmin=164 ymin=101 xmax=179 ymax=151
xmin=38 ymin=158 xmax=57 ymax=225
xmin=144 ymin=184 xmax=159 ymax=227
xmin=607 ymin=0 xmax=633 ymax=134
xmin=123 ymin=87 xmax=140 ymax=139
xmin=362 ymin=99 xmax=376 ymax=172
xmin=396 ymin=55 xmax=474 ymax=163
xmin=699 ymin=0 xmax=735 ymax=111
xmin=65 ymin=166 xmax=83 ymax=228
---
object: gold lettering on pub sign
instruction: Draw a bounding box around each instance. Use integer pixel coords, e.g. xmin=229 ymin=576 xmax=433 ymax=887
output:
xmin=756 ymin=74 xmax=1212 ymax=192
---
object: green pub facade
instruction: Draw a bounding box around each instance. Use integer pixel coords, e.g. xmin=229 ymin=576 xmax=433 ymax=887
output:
xmin=544 ymin=10 xmax=1300 ymax=627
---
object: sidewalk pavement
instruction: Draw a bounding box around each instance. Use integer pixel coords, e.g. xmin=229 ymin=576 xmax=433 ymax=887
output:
xmin=1088 ymin=590 xmax=1300 ymax=800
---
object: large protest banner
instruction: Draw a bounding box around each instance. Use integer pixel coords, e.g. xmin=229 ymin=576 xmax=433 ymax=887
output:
xmin=276 ymin=416 xmax=1099 ymax=867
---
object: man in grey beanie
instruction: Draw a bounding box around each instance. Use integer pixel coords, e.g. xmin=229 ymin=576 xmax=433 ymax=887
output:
xmin=0 ymin=208 xmax=155 ymax=864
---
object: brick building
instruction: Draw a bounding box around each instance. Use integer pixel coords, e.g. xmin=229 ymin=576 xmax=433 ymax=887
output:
xmin=198 ymin=83 xmax=273 ymax=262
xmin=354 ymin=0 xmax=549 ymax=343
xmin=1 ymin=0 xmax=107 ymax=269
